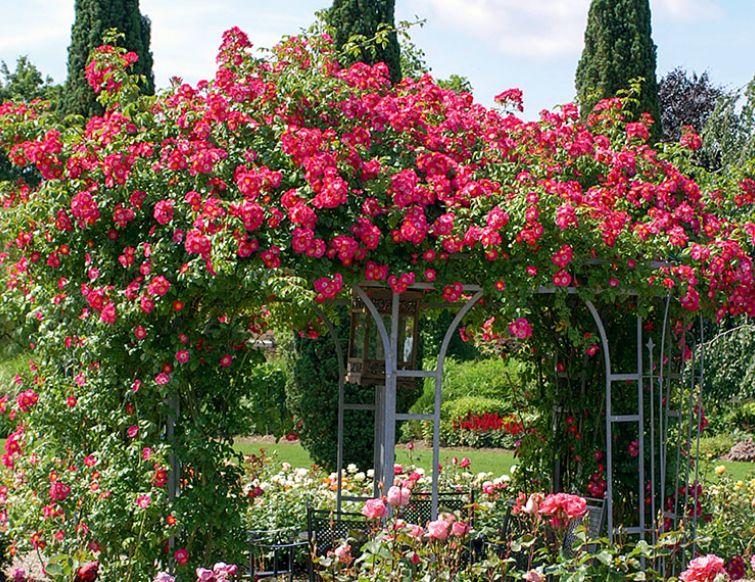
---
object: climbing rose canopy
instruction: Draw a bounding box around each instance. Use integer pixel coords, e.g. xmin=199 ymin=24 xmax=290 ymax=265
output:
xmin=0 ymin=27 xmax=753 ymax=576
xmin=1 ymin=27 xmax=753 ymax=331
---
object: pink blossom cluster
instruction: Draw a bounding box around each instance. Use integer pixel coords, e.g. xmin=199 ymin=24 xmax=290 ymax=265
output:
xmin=513 ymin=491 xmax=588 ymax=530
xmin=679 ymin=554 xmax=726 ymax=582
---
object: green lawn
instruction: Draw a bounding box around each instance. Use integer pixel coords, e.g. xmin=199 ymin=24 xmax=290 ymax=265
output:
xmin=235 ymin=441 xmax=517 ymax=475
xmin=697 ymin=457 xmax=754 ymax=482
xmin=235 ymin=440 xmax=754 ymax=482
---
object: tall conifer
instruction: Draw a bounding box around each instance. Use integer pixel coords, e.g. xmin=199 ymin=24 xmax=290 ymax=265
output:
xmin=64 ymin=0 xmax=154 ymax=117
xmin=328 ymin=0 xmax=402 ymax=83
xmin=576 ymin=0 xmax=660 ymax=128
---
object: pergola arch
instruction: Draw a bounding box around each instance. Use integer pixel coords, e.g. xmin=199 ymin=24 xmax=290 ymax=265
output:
xmin=315 ymin=281 xmax=706 ymax=567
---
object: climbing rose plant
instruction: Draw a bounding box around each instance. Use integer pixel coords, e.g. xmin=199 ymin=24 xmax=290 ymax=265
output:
xmin=0 ymin=27 xmax=753 ymax=578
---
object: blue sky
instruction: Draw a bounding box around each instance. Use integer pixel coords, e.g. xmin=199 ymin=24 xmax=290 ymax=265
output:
xmin=1 ymin=0 xmax=753 ymax=118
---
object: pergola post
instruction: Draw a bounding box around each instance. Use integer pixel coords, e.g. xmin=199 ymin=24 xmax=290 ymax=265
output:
xmin=327 ymin=283 xmax=481 ymax=518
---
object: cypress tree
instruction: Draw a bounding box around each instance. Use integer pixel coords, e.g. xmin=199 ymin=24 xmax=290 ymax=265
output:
xmin=64 ymin=0 xmax=154 ymax=117
xmin=327 ymin=0 xmax=402 ymax=83
xmin=575 ymin=0 xmax=660 ymax=128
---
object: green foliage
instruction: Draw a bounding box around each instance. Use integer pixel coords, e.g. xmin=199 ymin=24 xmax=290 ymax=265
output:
xmin=64 ymin=0 xmax=154 ymax=117
xmin=396 ymin=18 xmax=427 ymax=80
xmin=696 ymin=473 xmax=755 ymax=563
xmin=0 ymin=56 xmax=59 ymax=103
xmin=437 ymin=74 xmax=473 ymax=94
xmin=442 ymin=395 xmax=510 ymax=420
xmin=412 ymin=357 xmax=527 ymax=413
xmin=702 ymin=323 xmax=755 ymax=404
xmin=326 ymin=0 xmax=402 ymax=83
xmin=702 ymin=76 xmax=755 ymax=176
xmin=420 ymin=310 xmax=479 ymax=362
xmin=402 ymin=357 xmax=529 ymax=443
xmin=285 ymin=319 xmax=376 ymax=472
xmin=698 ymin=434 xmax=736 ymax=460
xmin=242 ymin=358 xmax=292 ymax=436
xmin=575 ymin=0 xmax=660 ymax=130
xmin=728 ymin=401 xmax=755 ymax=433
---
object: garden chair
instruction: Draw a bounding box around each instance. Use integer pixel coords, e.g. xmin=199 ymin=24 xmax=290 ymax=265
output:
xmin=478 ymin=499 xmax=530 ymax=568
xmin=245 ymin=528 xmax=309 ymax=582
xmin=400 ymin=489 xmax=475 ymax=526
xmin=562 ymin=496 xmax=605 ymax=556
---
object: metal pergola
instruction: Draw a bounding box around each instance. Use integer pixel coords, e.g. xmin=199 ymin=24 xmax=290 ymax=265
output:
xmin=309 ymin=282 xmax=705 ymax=568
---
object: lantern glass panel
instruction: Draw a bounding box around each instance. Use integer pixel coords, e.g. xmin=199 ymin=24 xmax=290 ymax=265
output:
xmin=351 ymin=311 xmax=365 ymax=360
xmin=367 ymin=316 xmax=389 ymax=360
xmin=398 ymin=314 xmax=415 ymax=364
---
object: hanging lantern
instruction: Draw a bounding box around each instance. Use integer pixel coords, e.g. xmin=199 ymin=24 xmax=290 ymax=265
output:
xmin=346 ymin=288 xmax=422 ymax=387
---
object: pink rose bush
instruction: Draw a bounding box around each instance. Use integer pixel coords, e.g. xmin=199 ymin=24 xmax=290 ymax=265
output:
xmin=320 ymin=493 xmax=473 ymax=580
xmin=0 ymin=21 xmax=752 ymax=581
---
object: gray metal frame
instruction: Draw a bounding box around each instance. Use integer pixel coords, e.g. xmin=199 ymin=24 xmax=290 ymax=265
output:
xmin=326 ymin=283 xmax=481 ymax=518
xmin=320 ymin=283 xmax=705 ymax=558
xmin=537 ymin=288 xmax=705 ymax=562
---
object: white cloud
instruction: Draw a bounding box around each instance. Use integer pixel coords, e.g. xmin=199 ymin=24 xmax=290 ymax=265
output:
xmin=407 ymin=0 xmax=722 ymax=59
xmin=654 ymin=0 xmax=722 ymax=20
xmin=407 ymin=0 xmax=591 ymax=58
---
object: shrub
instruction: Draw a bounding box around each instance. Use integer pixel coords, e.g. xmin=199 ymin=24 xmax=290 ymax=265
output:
xmin=703 ymin=323 xmax=755 ymax=404
xmin=698 ymin=434 xmax=736 ymax=460
xmin=402 ymin=357 xmax=531 ymax=443
xmin=243 ymin=359 xmax=291 ymax=436
xmin=728 ymin=401 xmax=755 ymax=433
xmin=285 ymin=321 xmax=376 ymax=472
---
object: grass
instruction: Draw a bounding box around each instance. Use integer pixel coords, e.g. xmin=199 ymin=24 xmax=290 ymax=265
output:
xmin=698 ymin=456 xmax=754 ymax=482
xmin=234 ymin=440 xmax=754 ymax=482
xmin=234 ymin=441 xmax=517 ymax=475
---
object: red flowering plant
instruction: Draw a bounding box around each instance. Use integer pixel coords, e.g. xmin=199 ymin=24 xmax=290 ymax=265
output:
xmin=0 ymin=25 xmax=753 ymax=578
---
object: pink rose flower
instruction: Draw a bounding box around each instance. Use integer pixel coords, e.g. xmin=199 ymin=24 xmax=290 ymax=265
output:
xmin=50 ymin=481 xmax=71 ymax=502
xmin=523 ymin=492 xmax=543 ymax=515
xmin=427 ymin=518 xmax=450 ymax=540
xmin=679 ymin=554 xmax=726 ymax=581
xmin=539 ymin=492 xmax=587 ymax=529
xmin=153 ymin=200 xmax=174 ymax=225
xmin=361 ymin=498 xmax=387 ymax=520
xmin=386 ymin=485 xmax=411 ymax=507
xmin=136 ymin=494 xmax=151 ymax=509
xmin=75 ymin=561 xmax=99 ymax=581
xmin=213 ymin=563 xmax=237 ymax=578
xmin=508 ymin=317 xmax=533 ymax=339
xmin=451 ymin=521 xmax=469 ymax=537
xmin=334 ymin=543 xmax=352 ymax=565
xmin=174 ymin=548 xmax=189 ymax=565
xmin=147 ymin=275 xmax=171 ymax=297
